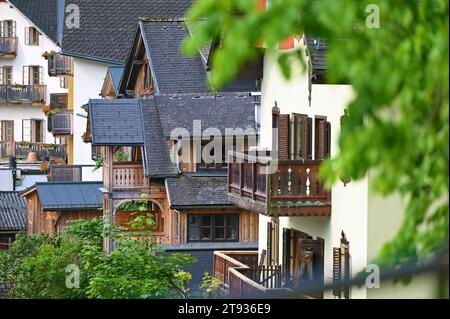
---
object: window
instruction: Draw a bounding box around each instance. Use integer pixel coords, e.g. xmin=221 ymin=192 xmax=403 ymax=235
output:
xmin=22 ymin=119 xmax=43 ymax=143
xmin=291 ymin=114 xmax=313 ymax=160
xmin=0 ymin=20 xmax=16 ymax=37
xmin=0 ymin=121 xmax=14 ymax=141
xmin=197 ymin=140 xmax=228 ymax=172
xmin=60 ymin=77 xmax=68 ymax=89
xmin=23 ymin=66 xmax=43 ymax=85
xmin=0 ymin=66 xmax=13 ymax=85
xmin=187 ymin=214 xmax=239 ymax=242
xmin=25 ymin=27 xmax=40 ymax=45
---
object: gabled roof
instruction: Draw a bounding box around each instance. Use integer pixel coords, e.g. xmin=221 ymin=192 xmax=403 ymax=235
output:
xmin=165 ymin=174 xmax=231 ymax=209
xmin=9 ymin=0 xmax=58 ymax=42
xmin=305 ymin=36 xmax=328 ymax=80
xmin=22 ymin=182 xmax=103 ymax=211
xmin=140 ymin=19 xmax=208 ymax=94
xmin=141 ymin=99 xmax=178 ymax=177
xmin=155 ymin=93 xmax=257 ymax=138
xmin=89 ymin=99 xmax=145 ymax=146
xmin=109 ymin=65 xmax=125 ymax=95
xmin=61 ymin=0 xmax=193 ymax=64
xmin=0 ymin=192 xmax=26 ymax=231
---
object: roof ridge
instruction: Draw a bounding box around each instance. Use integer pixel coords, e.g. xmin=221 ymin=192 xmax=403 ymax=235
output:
xmin=138 ymin=17 xmax=186 ymax=22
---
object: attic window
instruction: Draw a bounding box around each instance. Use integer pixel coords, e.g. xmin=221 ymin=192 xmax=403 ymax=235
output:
xmin=235 ymin=94 xmax=247 ymax=98
xmin=192 ymin=95 xmax=202 ymax=99
xmin=171 ymin=95 xmax=181 ymax=99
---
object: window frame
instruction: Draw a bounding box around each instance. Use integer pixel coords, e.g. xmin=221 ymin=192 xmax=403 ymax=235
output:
xmin=187 ymin=214 xmax=240 ymax=243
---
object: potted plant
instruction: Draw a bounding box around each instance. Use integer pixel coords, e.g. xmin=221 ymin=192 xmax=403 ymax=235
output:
xmin=142 ymin=86 xmax=155 ymax=97
xmin=41 ymin=50 xmax=56 ymax=60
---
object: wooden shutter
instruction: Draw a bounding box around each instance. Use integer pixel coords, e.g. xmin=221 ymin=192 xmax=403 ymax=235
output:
xmin=23 ymin=66 xmax=30 ymax=85
xmin=25 ymin=27 xmax=29 ymax=45
xmin=0 ymin=67 xmax=3 ymax=85
xmin=315 ymin=118 xmax=331 ymax=160
xmin=282 ymin=228 xmax=291 ymax=282
xmin=266 ymin=221 xmax=272 ymax=265
xmin=301 ymin=116 xmax=313 ymax=160
xmin=343 ymin=246 xmax=350 ymax=299
xmin=278 ymin=114 xmax=290 ymax=160
xmin=38 ymin=66 xmax=43 ymax=85
xmin=0 ymin=21 xmax=4 ymax=37
xmin=332 ymin=247 xmax=341 ymax=298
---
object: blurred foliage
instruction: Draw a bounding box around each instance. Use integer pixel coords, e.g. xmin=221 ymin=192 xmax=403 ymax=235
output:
xmin=184 ymin=0 xmax=449 ymax=271
xmin=0 ymin=218 xmax=195 ymax=299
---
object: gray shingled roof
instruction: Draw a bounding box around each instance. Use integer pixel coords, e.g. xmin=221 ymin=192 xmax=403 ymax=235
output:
xmin=0 ymin=192 xmax=26 ymax=231
xmin=165 ymin=174 xmax=231 ymax=208
xmin=31 ymin=182 xmax=103 ymax=211
xmin=141 ymin=20 xmax=208 ymax=94
xmin=62 ymin=0 xmax=193 ymax=63
xmin=141 ymin=99 xmax=178 ymax=177
xmin=10 ymin=0 xmax=58 ymax=42
xmin=89 ymin=99 xmax=145 ymax=146
xmin=305 ymin=36 xmax=328 ymax=78
xmin=155 ymin=93 xmax=257 ymax=138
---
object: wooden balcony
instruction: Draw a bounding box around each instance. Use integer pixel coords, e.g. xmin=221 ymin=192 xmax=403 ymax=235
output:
xmin=48 ymin=54 xmax=73 ymax=77
xmin=0 ymin=37 xmax=18 ymax=57
xmin=213 ymin=251 xmax=291 ymax=298
xmin=104 ymin=162 xmax=147 ymax=191
xmin=0 ymin=141 xmax=67 ymax=162
xmin=51 ymin=110 xmax=73 ymax=136
xmin=228 ymin=153 xmax=331 ymax=217
xmin=0 ymin=84 xmax=46 ymax=104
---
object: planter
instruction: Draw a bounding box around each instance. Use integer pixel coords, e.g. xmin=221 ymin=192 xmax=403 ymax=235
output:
xmin=27 ymin=151 xmax=38 ymax=163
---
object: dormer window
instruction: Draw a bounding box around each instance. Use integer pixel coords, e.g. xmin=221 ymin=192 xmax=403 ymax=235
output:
xmin=25 ymin=27 xmax=40 ymax=46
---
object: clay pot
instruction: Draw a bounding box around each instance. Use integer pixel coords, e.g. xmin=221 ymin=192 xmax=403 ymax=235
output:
xmin=27 ymin=152 xmax=38 ymax=163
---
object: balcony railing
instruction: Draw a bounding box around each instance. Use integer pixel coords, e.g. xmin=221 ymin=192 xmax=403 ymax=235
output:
xmin=48 ymin=54 xmax=73 ymax=76
xmin=104 ymin=162 xmax=146 ymax=191
xmin=0 ymin=85 xmax=46 ymax=104
xmin=228 ymin=152 xmax=331 ymax=217
xmin=213 ymin=251 xmax=291 ymax=298
xmin=0 ymin=141 xmax=67 ymax=162
xmin=0 ymin=37 xmax=18 ymax=57
xmin=51 ymin=110 xmax=73 ymax=136
xmin=48 ymin=165 xmax=83 ymax=182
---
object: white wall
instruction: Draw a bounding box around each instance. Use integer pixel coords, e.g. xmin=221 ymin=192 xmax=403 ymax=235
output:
xmin=258 ymin=38 xmax=369 ymax=298
xmin=0 ymin=2 xmax=68 ymax=144
xmin=72 ymin=57 xmax=107 ymax=180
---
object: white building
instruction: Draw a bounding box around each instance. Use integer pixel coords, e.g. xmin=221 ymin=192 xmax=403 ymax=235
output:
xmin=225 ymin=36 xmax=439 ymax=299
xmin=0 ymin=0 xmax=68 ymax=164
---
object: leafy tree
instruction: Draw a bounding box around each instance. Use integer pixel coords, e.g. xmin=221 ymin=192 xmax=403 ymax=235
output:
xmin=184 ymin=0 xmax=449 ymax=270
xmin=0 ymin=217 xmax=195 ymax=299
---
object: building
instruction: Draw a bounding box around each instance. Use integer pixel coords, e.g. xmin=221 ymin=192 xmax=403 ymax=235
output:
xmin=82 ymin=16 xmax=263 ymax=287
xmin=0 ymin=191 xmax=26 ymax=250
xmin=20 ymin=181 xmax=103 ymax=234
xmin=1 ymin=0 xmax=69 ymax=164
xmin=57 ymin=0 xmax=193 ymax=179
xmin=211 ymin=34 xmax=419 ymax=299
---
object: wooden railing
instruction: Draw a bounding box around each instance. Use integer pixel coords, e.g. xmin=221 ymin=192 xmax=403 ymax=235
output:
xmin=111 ymin=163 xmax=145 ymax=190
xmin=48 ymin=54 xmax=73 ymax=76
xmin=214 ymin=251 xmax=290 ymax=298
xmin=0 ymin=37 xmax=18 ymax=56
xmin=51 ymin=110 xmax=73 ymax=135
xmin=213 ymin=251 xmax=259 ymax=288
xmin=228 ymin=152 xmax=331 ymax=216
xmin=0 ymin=141 xmax=67 ymax=161
xmin=48 ymin=165 xmax=84 ymax=182
xmin=0 ymin=84 xmax=46 ymax=103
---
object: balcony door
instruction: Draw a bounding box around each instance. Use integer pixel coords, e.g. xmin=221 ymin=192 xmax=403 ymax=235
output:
xmin=0 ymin=121 xmax=14 ymax=141
xmin=23 ymin=66 xmax=43 ymax=85
xmin=0 ymin=20 xmax=16 ymax=37
xmin=22 ymin=119 xmax=43 ymax=143
xmin=0 ymin=66 xmax=13 ymax=85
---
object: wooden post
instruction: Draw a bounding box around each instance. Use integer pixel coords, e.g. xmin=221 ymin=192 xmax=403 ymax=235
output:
xmin=239 ymin=162 xmax=244 ymax=196
xmin=252 ymin=162 xmax=257 ymax=200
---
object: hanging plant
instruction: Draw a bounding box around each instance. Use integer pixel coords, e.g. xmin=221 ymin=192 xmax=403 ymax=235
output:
xmin=41 ymin=105 xmax=59 ymax=117
xmin=41 ymin=50 xmax=57 ymax=60
xmin=40 ymin=161 xmax=50 ymax=174
xmin=142 ymin=86 xmax=156 ymax=96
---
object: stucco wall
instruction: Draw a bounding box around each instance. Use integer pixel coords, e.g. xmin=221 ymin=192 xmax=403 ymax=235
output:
xmin=72 ymin=57 xmax=107 ymax=180
xmin=258 ymin=38 xmax=369 ymax=298
xmin=0 ymin=2 xmax=68 ymax=144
